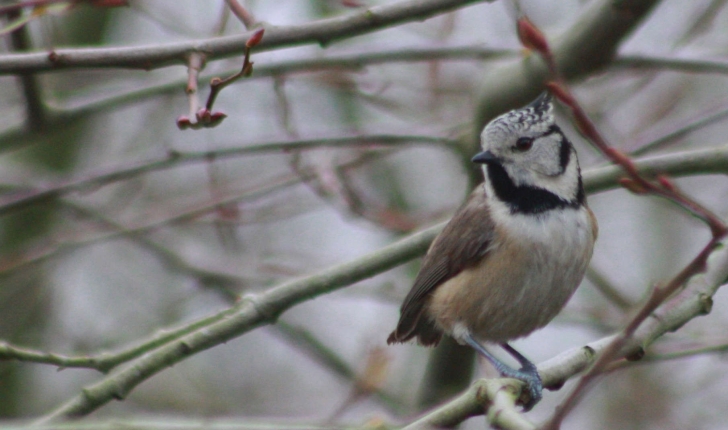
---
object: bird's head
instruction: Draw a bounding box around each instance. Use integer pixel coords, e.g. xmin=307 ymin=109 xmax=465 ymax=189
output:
xmin=473 ymin=93 xmax=583 ymax=206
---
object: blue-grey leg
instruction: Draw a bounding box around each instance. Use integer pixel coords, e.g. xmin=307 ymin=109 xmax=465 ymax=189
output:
xmin=464 ymin=335 xmax=543 ymax=410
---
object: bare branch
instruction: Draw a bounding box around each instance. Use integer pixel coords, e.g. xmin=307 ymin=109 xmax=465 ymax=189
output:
xmin=403 ymin=378 xmax=535 ymax=430
xmin=629 ymin=101 xmax=728 ymax=155
xmin=0 ymin=134 xmax=457 ymax=217
xmin=35 ymin=221 xmax=439 ymax=422
xmin=0 ymin=417 xmax=337 ymax=430
xmin=8 ymin=46 xmax=728 ymax=150
xmin=181 ymin=27 xmax=265 ymax=129
xmin=0 ymin=0 xmax=488 ymax=74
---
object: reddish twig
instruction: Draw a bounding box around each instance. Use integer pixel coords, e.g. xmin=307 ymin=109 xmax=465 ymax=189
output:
xmin=206 ymin=27 xmax=264 ymax=110
xmin=547 ymin=81 xmax=726 ymax=237
xmin=516 ymin=15 xmax=727 ymax=429
xmin=223 ymin=0 xmax=256 ymax=30
xmin=178 ymin=28 xmax=264 ymax=130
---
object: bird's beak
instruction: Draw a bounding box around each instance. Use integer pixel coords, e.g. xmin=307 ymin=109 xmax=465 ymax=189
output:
xmin=472 ymin=150 xmax=498 ymax=165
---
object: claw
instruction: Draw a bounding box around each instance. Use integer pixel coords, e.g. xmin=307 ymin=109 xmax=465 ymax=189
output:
xmin=517 ymin=368 xmax=542 ymax=411
xmin=464 ymin=336 xmax=545 ymax=410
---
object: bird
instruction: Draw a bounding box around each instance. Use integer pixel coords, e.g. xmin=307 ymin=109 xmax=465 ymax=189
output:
xmin=387 ymin=92 xmax=597 ymax=409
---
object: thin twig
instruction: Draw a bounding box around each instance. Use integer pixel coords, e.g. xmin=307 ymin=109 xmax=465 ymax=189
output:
xmin=0 ymin=152 xmax=387 ymax=277
xmin=613 ymin=53 xmax=728 ymax=75
xmin=205 ymin=28 xmax=263 ymax=110
xmin=609 ymin=341 xmax=728 ymax=369
xmin=1 ymin=309 xmax=235 ymax=374
xmin=183 ymin=52 xmax=205 ymax=120
xmin=629 ymin=101 xmax=728 ymax=156
xmin=224 ymin=0 xmax=256 ymax=30
xmin=6 ymin=6 xmax=46 ymax=131
xmin=271 ymin=322 xmax=404 ymax=415
xmin=64 ymin=202 xmax=245 ymax=301
xmin=0 ymin=134 xmax=457 ymax=217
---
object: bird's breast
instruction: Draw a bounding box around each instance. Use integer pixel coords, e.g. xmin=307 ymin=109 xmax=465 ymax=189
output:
xmin=428 ymin=204 xmax=596 ymax=343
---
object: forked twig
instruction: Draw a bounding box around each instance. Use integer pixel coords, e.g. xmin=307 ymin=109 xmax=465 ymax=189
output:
xmin=177 ymin=28 xmax=264 ymax=130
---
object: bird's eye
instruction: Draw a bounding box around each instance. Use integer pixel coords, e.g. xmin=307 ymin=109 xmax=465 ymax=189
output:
xmin=515 ymin=137 xmax=534 ymax=152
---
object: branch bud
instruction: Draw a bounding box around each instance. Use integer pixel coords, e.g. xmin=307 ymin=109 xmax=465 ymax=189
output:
xmin=208 ymin=111 xmax=227 ymax=127
xmin=246 ymin=28 xmax=265 ymax=48
xmin=176 ymin=115 xmax=192 ymax=130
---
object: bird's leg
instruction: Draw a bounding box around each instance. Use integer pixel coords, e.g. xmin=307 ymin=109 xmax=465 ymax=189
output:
xmin=464 ymin=334 xmax=542 ymax=410
xmin=500 ymin=342 xmax=542 ymax=409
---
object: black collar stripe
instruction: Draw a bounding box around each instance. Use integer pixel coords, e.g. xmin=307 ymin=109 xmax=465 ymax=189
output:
xmin=486 ymin=162 xmax=582 ymax=214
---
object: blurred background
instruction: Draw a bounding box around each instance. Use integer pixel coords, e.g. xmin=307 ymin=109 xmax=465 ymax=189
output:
xmin=2 ymin=1 xmax=728 ymax=429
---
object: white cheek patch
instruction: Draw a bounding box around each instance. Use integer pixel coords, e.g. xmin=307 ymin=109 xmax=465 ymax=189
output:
xmin=527 ymin=135 xmax=563 ymax=177
xmin=538 ymin=158 xmax=580 ymax=202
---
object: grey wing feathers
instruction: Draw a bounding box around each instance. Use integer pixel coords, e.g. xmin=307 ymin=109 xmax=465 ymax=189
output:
xmin=387 ymin=187 xmax=495 ymax=345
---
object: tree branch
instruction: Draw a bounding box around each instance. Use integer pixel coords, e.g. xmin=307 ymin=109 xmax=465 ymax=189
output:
xmin=6 ymin=45 xmax=728 ymax=152
xmin=30 ymin=145 xmax=728 ymax=422
xmin=0 ymin=134 xmax=456 ymax=217
xmin=0 ymin=0 xmax=488 ymax=74
xmin=403 ymin=379 xmax=535 ymax=429
xmin=583 ymin=145 xmax=728 ymax=193
xmin=35 ymin=225 xmax=438 ymax=422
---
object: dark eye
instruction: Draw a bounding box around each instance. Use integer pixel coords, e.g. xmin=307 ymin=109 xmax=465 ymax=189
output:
xmin=515 ymin=137 xmax=534 ymax=152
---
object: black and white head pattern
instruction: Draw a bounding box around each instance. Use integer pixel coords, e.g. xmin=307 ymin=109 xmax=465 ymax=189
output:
xmin=478 ymin=93 xmax=585 ymax=214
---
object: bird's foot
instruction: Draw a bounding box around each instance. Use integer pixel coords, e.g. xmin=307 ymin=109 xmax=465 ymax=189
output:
xmin=464 ymin=336 xmax=543 ymax=410
xmin=496 ymin=362 xmax=542 ymax=410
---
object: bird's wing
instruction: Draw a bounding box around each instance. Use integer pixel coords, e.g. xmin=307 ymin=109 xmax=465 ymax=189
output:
xmin=389 ymin=186 xmax=496 ymax=343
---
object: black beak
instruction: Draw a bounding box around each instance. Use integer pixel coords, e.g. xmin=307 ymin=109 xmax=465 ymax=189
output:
xmin=472 ymin=150 xmax=498 ymax=165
